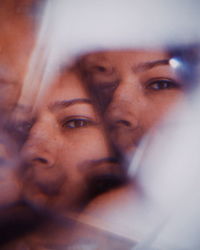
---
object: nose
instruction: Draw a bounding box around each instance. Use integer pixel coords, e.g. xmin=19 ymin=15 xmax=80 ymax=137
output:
xmin=105 ymin=77 xmax=141 ymax=129
xmin=21 ymin=119 xmax=60 ymax=168
xmin=20 ymin=118 xmax=68 ymax=205
xmin=104 ymin=78 xmax=144 ymax=153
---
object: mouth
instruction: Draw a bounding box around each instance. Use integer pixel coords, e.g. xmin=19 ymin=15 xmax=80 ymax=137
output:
xmin=82 ymin=156 xmax=127 ymax=198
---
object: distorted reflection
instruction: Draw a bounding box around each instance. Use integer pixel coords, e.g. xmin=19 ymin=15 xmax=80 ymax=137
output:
xmin=1 ymin=67 xmax=123 ymax=249
xmin=0 ymin=0 xmax=39 ymax=118
xmin=0 ymin=0 xmax=199 ymax=249
xmin=78 ymin=50 xmax=185 ymax=155
xmin=20 ymin=69 xmax=122 ymax=212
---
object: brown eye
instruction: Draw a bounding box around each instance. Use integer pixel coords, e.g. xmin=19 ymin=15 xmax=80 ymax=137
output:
xmin=15 ymin=121 xmax=33 ymax=133
xmin=62 ymin=118 xmax=93 ymax=129
xmin=92 ymin=65 xmax=109 ymax=73
xmin=147 ymin=79 xmax=180 ymax=90
xmin=5 ymin=120 xmax=33 ymax=143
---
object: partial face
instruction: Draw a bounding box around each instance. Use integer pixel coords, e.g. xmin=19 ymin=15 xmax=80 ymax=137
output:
xmin=0 ymin=1 xmax=37 ymax=115
xmin=19 ymin=72 xmax=119 ymax=210
xmin=79 ymin=50 xmax=185 ymax=154
xmin=0 ymin=132 xmax=21 ymax=207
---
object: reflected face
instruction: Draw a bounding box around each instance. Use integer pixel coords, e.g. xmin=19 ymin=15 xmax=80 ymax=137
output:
xmin=18 ymin=72 xmax=119 ymax=210
xmin=80 ymin=50 xmax=184 ymax=154
xmin=0 ymin=1 xmax=36 ymax=115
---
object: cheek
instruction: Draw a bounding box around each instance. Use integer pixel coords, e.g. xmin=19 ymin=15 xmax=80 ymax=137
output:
xmin=142 ymin=91 xmax=184 ymax=129
xmin=61 ymin=128 xmax=111 ymax=169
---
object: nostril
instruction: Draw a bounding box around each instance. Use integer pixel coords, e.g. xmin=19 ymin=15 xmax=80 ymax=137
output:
xmin=115 ymin=120 xmax=132 ymax=127
xmin=33 ymin=157 xmax=48 ymax=164
xmin=93 ymin=64 xmax=114 ymax=75
xmin=95 ymin=65 xmax=107 ymax=72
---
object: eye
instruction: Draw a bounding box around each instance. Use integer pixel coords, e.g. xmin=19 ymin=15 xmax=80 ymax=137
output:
xmin=146 ymin=79 xmax=180 ymax=90
xmin=4 ymin=120 xmax=33 ymax=144
xmin=15 ymin=121 xmax=33 ymax=133
xmin=92 ymin=65 xmax=108 ymax=73
xmin=62 ymin=117 xmax=94 ymax=129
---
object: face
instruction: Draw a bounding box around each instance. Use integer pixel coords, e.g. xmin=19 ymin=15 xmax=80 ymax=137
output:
xmin=79 ymin=50 xmax=185 ymax=154
xmin=0 ymin=1 xmax=37 ymax=116
xmin=18 ymin=71 xmax=120 ymax=211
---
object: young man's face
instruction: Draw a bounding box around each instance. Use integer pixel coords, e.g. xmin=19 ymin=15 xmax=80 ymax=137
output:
xmin=18 ymin=72 xmax=120 ymax=211
xmin=80 ymin=50 xmax=185 ymax=154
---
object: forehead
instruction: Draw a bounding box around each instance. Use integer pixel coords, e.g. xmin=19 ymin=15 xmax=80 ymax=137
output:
xmin=82 ymin=50 xmax=169 ymax=67
xmin=43 ymin=72 xmax=89 ymax=105
xmin=15 ymin=71 xmax=90 ymax=115
xmin=0 ymin=1 xmax=38 ymax=80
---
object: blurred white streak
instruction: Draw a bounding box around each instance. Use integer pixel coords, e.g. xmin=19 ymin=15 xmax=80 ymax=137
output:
xmin=40 ymin=0 xmax=200 ymax=54
xmin=128 ymin=63 xmax=200 ymax=248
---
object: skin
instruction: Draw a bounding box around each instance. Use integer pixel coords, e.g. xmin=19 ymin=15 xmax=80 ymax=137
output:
xmin=0 ymin=132 xmax=21 ymax=207
xmin=0 ymin=67 xmax=123 ymax=248
xmin=79 ymin=50 xmax=185 ymax=154
xmin=0 ymin=0 xmax=39 ymax=226
xmin=75 ymin=50 xmax=186 ymax=239
xmin=17 ymin=71 xmax=121 ymax=212
xmin=0 ymin=0 xmax=38 ymax=116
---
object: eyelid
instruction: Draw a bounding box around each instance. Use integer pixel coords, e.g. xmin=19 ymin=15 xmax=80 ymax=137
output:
xmin=145 ymin=77 xmax=181 ymax=89
xmin=61 ymin=115 xmax=99 ymax=128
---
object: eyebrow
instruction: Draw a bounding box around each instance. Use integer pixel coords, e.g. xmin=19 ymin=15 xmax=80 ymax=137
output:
xmin=134 ymin=59 xmax=170 ymax=72
xmin=49 ymin=98 xmax=93 ymax=111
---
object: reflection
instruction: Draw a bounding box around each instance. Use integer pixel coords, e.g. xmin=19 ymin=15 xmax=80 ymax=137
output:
xmin=0 ymin=1 xmax=198 ymax=248
xmin=0 ymin=0 xmax=40 ymax=117
xmin=0 ymin=48 xmax=188 ymax=248
xmin=0 ymin=68 xmax=123 ymax=248
xmin=73 ymin=47 xmax=200 ymax=249
xmin=79 ymin=50 xmax=185 ymax=155
xmin=20 ymin=69 xmax=122 ymax=212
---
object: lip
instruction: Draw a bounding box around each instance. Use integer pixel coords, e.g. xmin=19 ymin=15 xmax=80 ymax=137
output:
xmin=86 ymin=162 xmax=126 ymax=198
xmin=80 ymin=157 xmax=120 ymax=172
xmin=80 ymin=156 xmax=125 ymax=179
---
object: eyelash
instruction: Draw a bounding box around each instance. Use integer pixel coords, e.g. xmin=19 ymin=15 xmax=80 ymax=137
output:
xmin=146 ymin=78 xmax=181 ymax=91
xmin=61 ymin=116 xmax=95 ymax=129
